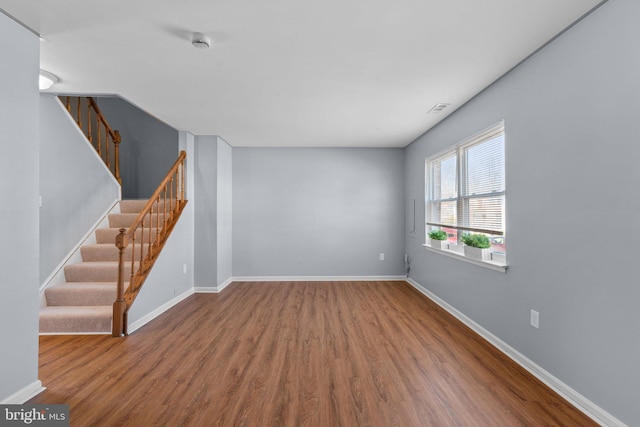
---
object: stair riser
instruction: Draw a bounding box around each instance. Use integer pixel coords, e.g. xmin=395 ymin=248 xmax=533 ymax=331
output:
xmin=109 ymin=213 xmax=166 ymax=228
xmin=39 ymin=307 xmax=112 ymax=334
xmin=46 ymin=285 xmax=117 ymax=306
xmin=81 ymin=244 xmax=150 ymax=262
xmin=64 ymin=263 xmax=137 ymax=282
xmin=95 ymin=228 xmax=159 ymax=244
xmin=119 ymin=199 xmax=177 ymax=214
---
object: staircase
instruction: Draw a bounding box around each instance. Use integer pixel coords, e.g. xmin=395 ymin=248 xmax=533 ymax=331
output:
xmin=40 ymin=200 xmax=154 ymax=334
xmin=41 ymin=97 xmax=187 ymax=336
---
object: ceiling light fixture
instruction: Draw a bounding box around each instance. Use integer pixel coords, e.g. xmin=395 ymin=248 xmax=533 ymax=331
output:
xmin=428 ymin=103 xmax=451 ymax=114
xmin=190 ymin=32 xmax=211 ymax=49
xmin=39 ymin=70 xmax=58 ymax=90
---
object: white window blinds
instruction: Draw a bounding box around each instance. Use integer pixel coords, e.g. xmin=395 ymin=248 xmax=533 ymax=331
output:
xmin=427 ymin=122 xmax=505 ymax=236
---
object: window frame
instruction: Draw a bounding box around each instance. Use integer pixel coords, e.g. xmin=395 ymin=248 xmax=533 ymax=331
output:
xmin=424 ymin=121 xmax=507 ymax=271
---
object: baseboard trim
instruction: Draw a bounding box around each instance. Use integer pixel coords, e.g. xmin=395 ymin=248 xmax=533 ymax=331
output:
xmin=230 ymin=275 xmax=407 ymax=282
xmin=405 ymin=277 xmax=624 ymax=427
xmin=128 ymin=288 xmax=195 ymax=334
xmin=1 ymin=381 xmax=45 ymax=404
xmin=194 ymin=276 xmax=407 ymax=294
xmin=194 ymin=277 xmax=234 ymax=294
xmin=217 ymin=277 xmax=234 ymax=292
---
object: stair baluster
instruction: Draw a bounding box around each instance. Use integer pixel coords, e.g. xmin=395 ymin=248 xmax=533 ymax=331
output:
xmin=112 ymin=151 xmax=188 ymax=336
xmin=61 ymin=96 xmax=122 ymax=184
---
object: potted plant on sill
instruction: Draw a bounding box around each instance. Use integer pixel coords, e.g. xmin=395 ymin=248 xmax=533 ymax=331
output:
xmin=428 ymin=230 xmax=448 ymax=250
xmin=461 ymin=233 xmax=491 ymax=261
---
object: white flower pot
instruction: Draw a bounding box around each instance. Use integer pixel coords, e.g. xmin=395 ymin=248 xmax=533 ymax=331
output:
xmin=430 ymin=239 xmax=448 ymax=250
xmin=464 ymin=246 xmax=491 ymax=261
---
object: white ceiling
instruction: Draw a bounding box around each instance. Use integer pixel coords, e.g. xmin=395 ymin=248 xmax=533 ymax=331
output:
xmin=1 ymin=0 xmax=602 ymax=147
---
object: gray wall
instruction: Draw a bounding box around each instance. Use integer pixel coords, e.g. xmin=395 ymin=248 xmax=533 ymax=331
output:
xmin=193 ymin=136 xmax=233 ymax=288
xmin=96 ymin=97 xmax=178 ymax=199
xmin=404 ymin=0 xmax=638 ymax=423
xmin=128 ymin=131 xmax=195 ymax=327
xmin=39 ymin=95 xmax=120 ymax=282
xmin=233 ymin=148 xmax=405 ymax=277
xmin=128 ymin=192 xmax=195 ymax=327
xmin=216 ymin=139 xmax=233 ymax=285
xmin=0 ymin=12 xmax=40 ymax=402
xmin=194 ymin=136 xmax=218 ymax=286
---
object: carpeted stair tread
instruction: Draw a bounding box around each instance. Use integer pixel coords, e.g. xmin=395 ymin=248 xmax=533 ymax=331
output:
xmin=39 ymin=306 xmax=112 ymax=333
xmin=81 ymin=243 xmax=149 ymax=262
xmin=64 ymin=261 xmax=138 ymax=282
xmin=95 ymin=227 xmax=160 ymax=244
xmin=119 ymin=199 xmax=176 ymax=213
xmin=108 ymin=212 xmax=166 ymax=228
xmin=40 ymin=199 xmax=161 ymax=334
xmin=45 ymin=282 xmax=120 ymax=306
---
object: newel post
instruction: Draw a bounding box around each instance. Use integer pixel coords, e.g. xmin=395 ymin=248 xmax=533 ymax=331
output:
xmin=112 ymin=228 xmax=127 ymax=337
xmin=114 ymin=130 xmax=122 ymax=185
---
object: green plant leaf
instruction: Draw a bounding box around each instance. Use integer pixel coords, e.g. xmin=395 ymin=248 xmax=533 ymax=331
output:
xmin=428 ymin=230 xmax=447 ymax=240
xmin=461 ymin=233 xmax=490 ymax=248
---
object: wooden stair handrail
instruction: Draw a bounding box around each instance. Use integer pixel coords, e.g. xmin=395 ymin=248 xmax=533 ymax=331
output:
xmin=62 ymin=96 xmax=122 ymax=184
xmin=112 ymin=150 xmax=187 ymax=336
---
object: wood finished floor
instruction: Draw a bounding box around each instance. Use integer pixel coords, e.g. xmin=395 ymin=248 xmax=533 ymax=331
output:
xmin=30 ymin=281 xmax=597 ymax=426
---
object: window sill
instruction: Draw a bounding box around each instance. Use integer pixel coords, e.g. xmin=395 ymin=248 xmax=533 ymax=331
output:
xmin=421 ymin=243 xmax=508 ymax=273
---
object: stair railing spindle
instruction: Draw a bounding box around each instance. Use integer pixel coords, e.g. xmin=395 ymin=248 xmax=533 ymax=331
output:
xmin=112 ymin=151 xmax=187 ymax=337
xmin=87 ymin=100 xmax=93 ymax=144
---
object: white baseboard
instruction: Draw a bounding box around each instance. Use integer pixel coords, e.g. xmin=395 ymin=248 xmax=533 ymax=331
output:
xmin=1 ymin=381 xmax=45 ymax=404
xmin=128 ymin=288 xmax=194 ymax=334
xmin=194 ymin=277 xmax=233 ymax=293
xmin=230 ymin=275 xmax=407 ymax=282
xmin=405 ymin=278 xmax=625 ymax=427
xmin=194 ymin=276 xmax=408 ymax=294
xmin=217 ymin=277 xmax=234 ymax=292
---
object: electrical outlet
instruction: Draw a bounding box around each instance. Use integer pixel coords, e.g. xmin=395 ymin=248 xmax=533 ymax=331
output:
xmin=183 ymin=264 xmax=187 ymax=274
xmin=379 ymin=253 xmax=385 ymax=261
xmin=530 ymin=309 xmax=540 ymax=329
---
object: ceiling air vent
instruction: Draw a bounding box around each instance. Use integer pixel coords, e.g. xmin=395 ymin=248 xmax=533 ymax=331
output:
xmin=428 ymin=103 xmax=450 ymax=114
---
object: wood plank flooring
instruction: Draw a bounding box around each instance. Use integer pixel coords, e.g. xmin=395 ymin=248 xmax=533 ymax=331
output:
xmin=30 ymin=281 xmax=597 ymax=426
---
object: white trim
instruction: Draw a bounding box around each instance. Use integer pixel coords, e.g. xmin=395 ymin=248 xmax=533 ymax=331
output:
xmin=194 ymin=277 xmax=235 ymax=293
xmin=40 ymin=199 xmax=120 ymax=292
xmin=217 ymin=277 xmax=234 ymax=292
xmin=230 ymin=275 xmax=407 ymax=282
xmin=128 ymin=288 xmax=194 ymax=334
xmin=405 ymin=278 xmax=625 ymax=427
xmin=422 ymin=244 xmax=507 ymax=273
xmin=0 ymin=381 xmax=45 ymax=404
xmin=194 ymin=276 xmax=406 ymax=294
xmin=39 ymin=332 xmax=109 ymax=336
xmin=194 ymin=286 xmax=218 ymax=293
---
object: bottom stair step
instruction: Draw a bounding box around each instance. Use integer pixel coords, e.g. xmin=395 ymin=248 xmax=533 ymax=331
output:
xmin=39 ymin=306 xmax=112 ymax=334
xmin=45 ymin=282 xmax=118 ymax=306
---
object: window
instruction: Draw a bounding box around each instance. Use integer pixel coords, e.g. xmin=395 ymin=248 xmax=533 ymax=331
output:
xmin=425 ymin=122 xmax=506 ymax=265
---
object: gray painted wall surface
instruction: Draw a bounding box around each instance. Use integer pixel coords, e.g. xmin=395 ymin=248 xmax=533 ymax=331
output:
xmin=128 ymin=196 xmax=194 ymax=326
xmin=233 ymin=148 xmax=405 ymax=277
xmin=39 ymin=96 xmax=120 ymax=282
xmin=0 ymin=13 xmax=40 ymax=401
xmin=216 ymin=138 xmax=233 ymax=285
xmin=128 ymin=132 xmax=195 ymax=326
xmin=404 ymin=0 xmax=638 ymax=423
xmin=193 ymin=136 xmax=233 ymax=287
xmin=194 ymin=136 xmax=218 ymax=287
xmin=96 ymin=97 xmax=178 ymax=199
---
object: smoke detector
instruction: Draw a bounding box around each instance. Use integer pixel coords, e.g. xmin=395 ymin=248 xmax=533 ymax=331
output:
xmin=190 ymin=33 xmax=211 ymax=49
